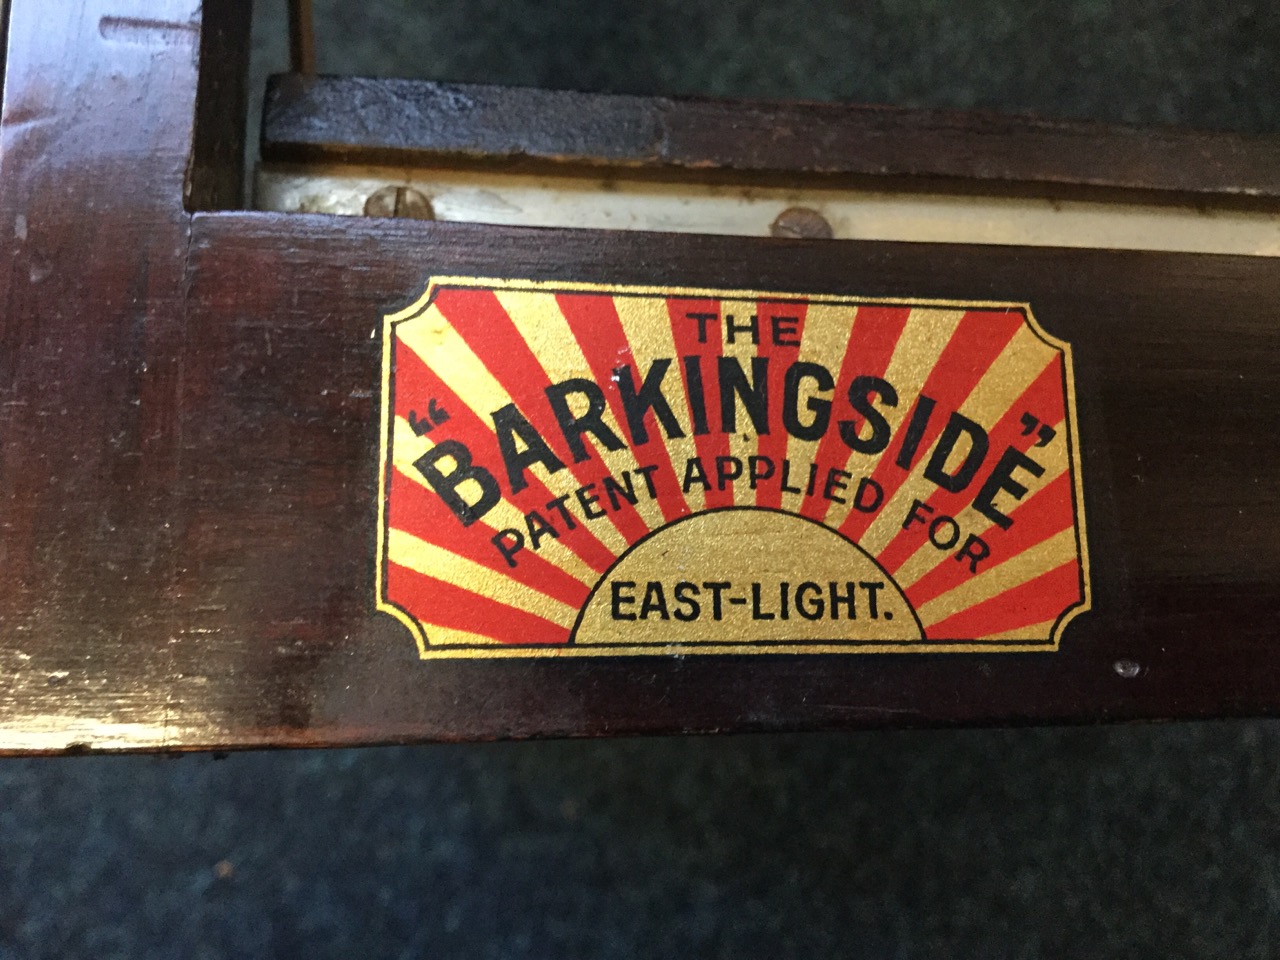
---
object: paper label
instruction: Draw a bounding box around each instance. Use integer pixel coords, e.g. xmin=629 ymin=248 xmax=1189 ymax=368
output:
xmin=377 ymin=278 xmax=1089 ymax=657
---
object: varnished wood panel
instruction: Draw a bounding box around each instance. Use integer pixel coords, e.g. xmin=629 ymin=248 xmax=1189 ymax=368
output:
xmin=0 ymin=0 xmax=200 ymax=749
xmin=0 ymin=1 xmax=1277 ymax=752
xmin=170 ymin=212 xmax=1280 ymax=745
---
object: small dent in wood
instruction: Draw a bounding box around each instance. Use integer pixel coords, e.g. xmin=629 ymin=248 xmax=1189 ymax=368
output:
xmin=98 ymin=15 xmax=198 ymax=47
xmin=1113 ymin=659 xmax=1142 ymax=679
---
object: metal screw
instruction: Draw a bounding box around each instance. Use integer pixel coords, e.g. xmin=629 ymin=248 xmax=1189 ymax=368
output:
xmin=771 ymin=206 xmax=834 ymax=240
xmin=364 ymin=186 xmax=435 ymax=220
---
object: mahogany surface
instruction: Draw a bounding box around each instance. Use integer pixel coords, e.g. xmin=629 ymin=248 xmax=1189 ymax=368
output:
xmin=0 ymin=0 xmax=1277 ymax=752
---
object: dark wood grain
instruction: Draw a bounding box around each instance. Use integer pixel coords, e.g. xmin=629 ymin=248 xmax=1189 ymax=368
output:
xmin=172 ymin=213 xmax=1280 ymax=746
xmin=0 ymin=0 xmax=200 ymax=750
xmin=263 ymin=74 xmax=1280 ymax=203
xmin=1 ymin=1 xmax=1278 ymax=753
xmin=188 ymin=0 xmax=252 ymax=211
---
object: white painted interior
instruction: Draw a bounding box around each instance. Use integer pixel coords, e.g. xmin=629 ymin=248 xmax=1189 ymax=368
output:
xmin=256 ymin=162 xmax=1280 ymax=257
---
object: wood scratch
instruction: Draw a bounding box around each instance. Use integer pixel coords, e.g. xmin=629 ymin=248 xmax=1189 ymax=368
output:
xmin=819 ymin=704 xmax=922 ymax=716
xmin=98 ymin=15 xmax=197 ymax=47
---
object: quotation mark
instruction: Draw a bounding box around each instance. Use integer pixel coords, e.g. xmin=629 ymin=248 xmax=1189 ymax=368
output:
xmin=1020 ymin=412 xmax=1057 ymax=447
xmin=409 ymin=399 xmax=450 ymax=436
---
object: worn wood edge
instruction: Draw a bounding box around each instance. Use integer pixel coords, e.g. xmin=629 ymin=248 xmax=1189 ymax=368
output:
xmin=0 ymin=0 xmax=211 ymax=757
xmin=0 ymin=0 xmax=11 ymax=112
xmin=187 ymin=0 xmax=251 ymax=211
xmin=1 ymin=711 xmax=1269 ymax=757
xmin=191 ymin=206 xmax=1280 ymax=269
xmin=261 ymin=74 xmax=1280 ymax=205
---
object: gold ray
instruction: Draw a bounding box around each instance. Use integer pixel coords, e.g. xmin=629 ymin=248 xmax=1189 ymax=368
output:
xmin=397 ymin=304 xmax=630 ymax=555
xmin=892 ymin=426 xmax=1069 ymax=591
xmin=982 ymin=619 xmax=1059 ymax=642
xmin=821 ymin=308 xmax=966 ymax=528
xmin=389 ymin=527 xmax=579 ymax=629
xmin=494 ymin=290 xmax=667 ymax=532
xmin=412 ymin=624 xmax=509 ymax=647
xmin=777 ymin=302 xmax=860 ymax=512
xmin=855 ymin=322 xmax=1057 ymax=557
xmin=717 ymin=297 xmax=765 ymax=507
xmin=392 ymin=415 xmax=598 ymax=587
xmin=613 ymin=294 xmax=705 ymax=515
xmin=917 ymin=527 xmax=1078 ymax=629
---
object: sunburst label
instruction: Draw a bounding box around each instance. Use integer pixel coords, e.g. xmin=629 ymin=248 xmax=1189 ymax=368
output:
xmin=377 ymin=277 xmax=1089 ymax=658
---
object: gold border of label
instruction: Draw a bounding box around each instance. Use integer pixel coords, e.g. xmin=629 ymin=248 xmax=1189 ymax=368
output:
xmin=376 ymin=277 xmax=1092 ymax=659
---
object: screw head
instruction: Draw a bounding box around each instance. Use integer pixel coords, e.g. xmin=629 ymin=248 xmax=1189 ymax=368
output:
xmin=364 ymin=186 xmax=435 ymax=220
xmin=770 ymin=206 xmax=834 ymax=240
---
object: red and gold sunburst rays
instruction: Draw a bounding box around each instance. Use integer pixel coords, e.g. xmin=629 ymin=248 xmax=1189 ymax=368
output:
xmin=660 ymin=295 xmax=811 ymax=510
xmin=667 ymin=294 xmax=732 ymax=510
xmin=383 ymin=285 xmax=669 ymax=649
xmin=790 ymin=304 xmax=912 ymax=521
xmin=379 ymin=279 xmax=1087 ymax=656
xmin=736 ymin=299 xmax=1083 ymax=644
xmin=885 ymin=355 xmax=1084 ymax=641
xmin=815 ymin=306 xmax=1082 ymax=644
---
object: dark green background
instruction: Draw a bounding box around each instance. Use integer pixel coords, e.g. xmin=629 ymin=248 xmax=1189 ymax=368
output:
xmin=6 ymin=2 xmax=1280 ymax=957
xmin=255 ymin=0 xmax=1280 ymax=131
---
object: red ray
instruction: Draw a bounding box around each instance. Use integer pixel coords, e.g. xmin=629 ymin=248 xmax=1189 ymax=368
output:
xmin=839 ymin=309 xmax=1024 ymax=543
xmin=904 ymin=470 xmax=1075 ymax=609
xmin=753 ymin=299 xmax=809 ymax=509
xmin=798 ymin=306 xmax=910 ymax=520
xmin=392 ymin=337 xmax=616 ymax=574
xmin=387 ymin=562 xmax=571 ymax=645
xmin=433 ymin=288 xmax=653 ymax=545
xmin=667 ymin=296 xmax=733 ymax=509
xmin=389 ymin=468 xmax=591 ymax=610
xmin=878 ymin=355 xmax=1067 ymax=575
xmin=924 ymin=560 xmax=1082 ymax=640
xmin=556 ymin=292 xmax=688 ymax=525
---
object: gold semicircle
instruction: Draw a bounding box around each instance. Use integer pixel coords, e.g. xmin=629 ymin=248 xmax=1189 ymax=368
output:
xmin=572 ymin=508 xmax=923 ymax=647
